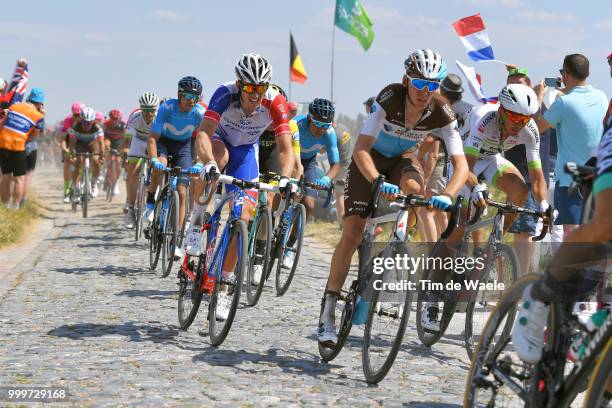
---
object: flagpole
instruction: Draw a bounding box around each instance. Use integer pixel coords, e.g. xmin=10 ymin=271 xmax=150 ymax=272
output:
xmin=330 ymin=20 xmax=336 ymax=102
xmin=289 ymin=30 xmax=292 ymax=102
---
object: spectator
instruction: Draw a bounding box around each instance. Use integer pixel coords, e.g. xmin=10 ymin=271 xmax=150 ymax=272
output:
xmin=22 ymin=114 xmax=46 ymax=206
xmin=0 ymin=88 xmax=45 ymax=208
xmin=534 ymin=53 xmax=608 ymax=237
xmin=363 ymin=97 xmax=375 ymax=114
xmin=605 ymin=52 xmax=612 ymax=127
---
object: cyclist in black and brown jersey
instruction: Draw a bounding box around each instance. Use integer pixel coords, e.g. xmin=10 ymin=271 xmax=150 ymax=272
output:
xmin=318 ymin=49 xmax=469 ymax=347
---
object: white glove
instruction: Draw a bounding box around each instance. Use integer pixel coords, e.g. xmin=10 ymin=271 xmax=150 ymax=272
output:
xmin=470 ymin=183 xmax=487 ymax=206
xmin=278 ymin=176 xmax=297 ymax=195
xmin=200 ymin=161 xmax=219 ymax=181
xmin=539 ymin=200 xmax=550 ymax=214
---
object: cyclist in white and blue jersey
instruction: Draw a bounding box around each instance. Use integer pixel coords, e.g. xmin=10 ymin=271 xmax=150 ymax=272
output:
xmin=143 ymin=76 xmax=205 ymax=259
xmin=295 ymin=98 xmax=340 ymax=222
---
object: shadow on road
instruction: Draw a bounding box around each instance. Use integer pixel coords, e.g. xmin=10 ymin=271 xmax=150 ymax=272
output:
xmin=192 ymin=347 xmax=340 ymax=379
xmin=405 ymin=403 xmax=462 ymax=408
xmin=115 ymin=289 xmax=176 ymax=300
xmin=47 ymin=321 xmax=180 ymax=344
xmin=54 ymin=265 xmax=152 ymax=276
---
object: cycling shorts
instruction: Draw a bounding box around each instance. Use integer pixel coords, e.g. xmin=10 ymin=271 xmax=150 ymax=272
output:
xmin=128 ymin=136 xmax=148 ymax=159
xmin=212 ymin=136 xmax=258 ymax=206
xmin=344 ymin=149 xmax=424 ymax=218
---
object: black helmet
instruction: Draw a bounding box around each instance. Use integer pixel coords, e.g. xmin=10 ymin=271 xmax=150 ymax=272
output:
xmin=178 ymin=76 xmax=202 ymax=96
xmin=269 ymin=84 xmax=287 ymax=100
xmin=308 ymin=98 xmax=335 ymax=122
xmin=440 ymin=73 xmax=463 ymax=94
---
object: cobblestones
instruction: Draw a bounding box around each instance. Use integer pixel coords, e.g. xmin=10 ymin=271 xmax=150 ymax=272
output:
xmin=0 ymin=170 xmax=472 ymax=406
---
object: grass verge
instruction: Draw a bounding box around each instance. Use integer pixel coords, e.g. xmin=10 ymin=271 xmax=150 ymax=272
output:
xmin=0 ymin=198 xmax=40 ymax=248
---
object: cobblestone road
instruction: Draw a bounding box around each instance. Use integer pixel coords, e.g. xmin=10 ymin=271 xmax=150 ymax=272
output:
xmin=0 ymin=169 xmax=473 ymax=407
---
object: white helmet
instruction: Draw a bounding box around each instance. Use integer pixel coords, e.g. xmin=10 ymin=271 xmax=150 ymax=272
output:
xmin=0 ymin=77 xmax=6 ymax=91
xmin=235 ymin=53 xmax=272 ymax=84
xmin=404 ymin=49 xmax=447 ymax=81
xmin=499 ymin=84 xmax=538 ymax=116
xmin=80 ymin=106 xmax=96 ymax=122
xmin=139 ymin=92 xmax=159 ymax=109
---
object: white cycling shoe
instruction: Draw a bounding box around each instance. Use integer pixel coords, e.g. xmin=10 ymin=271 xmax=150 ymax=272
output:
xmin=421 ymin=302 xmax=440 ymax=331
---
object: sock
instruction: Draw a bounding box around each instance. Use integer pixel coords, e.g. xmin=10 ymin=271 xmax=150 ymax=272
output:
xmin=63 ymin=180 xmax=70 ymax=192
xmin=323 ymin=292 xmax=339 ymax=320
xmin=191 ymin=203 xmax=205 ymax=225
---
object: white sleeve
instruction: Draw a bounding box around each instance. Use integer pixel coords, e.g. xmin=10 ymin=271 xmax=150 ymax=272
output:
xmin=522 ymin=121 xmax=542 ymax=167
xmin=360 ymin=101 xmax=386 ymax=138
xmin=433 ymin=120 xmax=464 ymax=157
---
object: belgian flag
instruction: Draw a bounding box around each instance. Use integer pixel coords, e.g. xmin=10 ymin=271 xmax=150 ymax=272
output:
xmin=290 ymin=34 xmax=308 ymax=84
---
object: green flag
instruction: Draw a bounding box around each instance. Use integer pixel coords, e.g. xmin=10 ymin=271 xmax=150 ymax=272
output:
xmin=334 ymin=0 xmax=374 ymax=51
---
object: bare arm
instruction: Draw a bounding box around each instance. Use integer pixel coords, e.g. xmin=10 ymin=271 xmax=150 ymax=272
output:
xmin=147 ymin=132 xmax=160 ymax=160
xmin=195 ymin=119 xmax=218 ymax=164
xmin=352 ymin=134 xmax=379 ymax=183
xmin=529 ymin=168 xmax=548 ymax=203
xmin=275 ymin=131 xmax=295 ymax=178
xmin=445 ymin=153 xmax=468 ymax=197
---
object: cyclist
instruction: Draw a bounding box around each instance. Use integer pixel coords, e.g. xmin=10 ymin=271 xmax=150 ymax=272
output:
xmin=60 ymin=102 xmax=85 ymax=202
xmin=510 ymin=122 xmax=612 ymax=407
xmin=142 ymin=76 xmax=205 ymax=259
xmin=68 ymin=107 xmax=104 ymax=198
xmin=0 ymin=88 xmax=45 ymax=208
xmin=124 ymin=92 xmax=159 ymax=229
xmin=296 ymin=98 xmax=340 ymax=223
xmin=95 ymin=111 xmax=104 ymax=126
xmin=318 ymin=49 xmax=469 ymax=346
xmin=103 ymin=109 xmax=126 ymax=197
xmin=188 ymin=53 xmax=295 ymax=320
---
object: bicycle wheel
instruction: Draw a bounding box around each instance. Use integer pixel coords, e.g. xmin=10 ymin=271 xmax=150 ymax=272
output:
xmin=318 ymin=285 xmax=356 ymax=362
xmin=275 ymin=203 xmax=306 ymax=296
xmin=415 ymin=240 xmax=458 ymax=347
xmin=465 ymin=243 xmax=519 ymax=360
xmin=134 ymin=174 xmax=145 ymax=241
xmin=583 ymin=338 xmax=612 ymax=408
xmin=362 ymin=243 xmax=414 ymax=384
xmin=208 ymin=219 xmax=247 ymax=346
xmin=149 ymin=197 xmax=163 ymax=271
xmin=161 ymin=190 xmax=180 ymax=278
xmin=82 ymin=169 xmax=89 ymax=218
xmin=177 ymin=228 xmax=209 ymax=329
xmin=245 ymin=206 xmax=272 ymax=306
xmin=464 ymin=273 xmax=541 ymax=408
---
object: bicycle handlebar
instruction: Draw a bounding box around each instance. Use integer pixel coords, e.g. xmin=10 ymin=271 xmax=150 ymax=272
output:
xmin=485 ymin=198 xmax=552 ymax=242
xmin=468 ymin=191 xmax=488 ymax=226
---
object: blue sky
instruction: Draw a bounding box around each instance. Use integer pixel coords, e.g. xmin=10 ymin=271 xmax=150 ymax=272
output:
xmin=1 ymin=0 xmax=610 ymax=124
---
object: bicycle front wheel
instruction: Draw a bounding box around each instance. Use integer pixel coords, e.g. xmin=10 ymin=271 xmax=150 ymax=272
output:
xmin=362 ymin=242 xmax=414 ymax=384
xmin=275 ymin=203 xmax=306 ymax=296
xmin=161 ymin=190 xmax=180 ymax=278
xmin=583 ymin=337 xmax=612 ymax=408
xmin=82 ymin=169 xmax=89 ymax=218
xmin=246 ymin=206 xmax=272 ymax=306
xmin=209 ymin=219 xmax=247 ymax=346
xmin=465 ymin=243 xmax=518 ymax=360
xmin=149 ymin=197 xmax=163 ymax=271
xmin=134 ymin=175 xmax=145 ymax=241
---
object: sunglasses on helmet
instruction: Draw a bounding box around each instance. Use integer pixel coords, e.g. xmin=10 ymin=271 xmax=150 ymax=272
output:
xmin=310 ymin=117 xmax=332 ymax=129
xmin=502 ymin=107 xmax=531 ymax=125
xmin=180 ymin=93 xmax=199 ymax=101
xmin=406 ymin=75 xmax=441 ymax=92
xmin=241 ymin=83 xmax=268 ymax=95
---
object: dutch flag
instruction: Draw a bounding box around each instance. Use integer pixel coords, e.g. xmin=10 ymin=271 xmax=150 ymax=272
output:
xmin=452 ymin=13 xmax=495 ymax=62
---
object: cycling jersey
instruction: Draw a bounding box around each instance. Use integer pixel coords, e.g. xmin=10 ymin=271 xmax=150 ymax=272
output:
xmin=151 ymin=99 xmax=205 ymax=142
xmin=68 ymin=122 xmax=104 ymax=144
xmin=295 ymin=114 xmax=339 ymax=163
xmin=126 ymin=110 xmax=154 ymax=142
xmin=61 ymin=115 xmax=77 ymax=134
xmin=361 ymin=83 xmax=463 ymax=158
xmin=259 ymin=120 xmax=300 ymax=158
xmin=594 ymin=126 xmax=612 ymax=194
xmin=204 ymin=82 xmax=291 ymax=147
xmin=103 ymin=119 xmax=126 ymax=141
xmin=0 ymin=102 xmax=44 ymax=151
xmin=464 ymin=104 xmax=542 ymax=171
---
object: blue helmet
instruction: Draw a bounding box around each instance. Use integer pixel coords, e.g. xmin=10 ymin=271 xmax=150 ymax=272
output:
xmin=308 ymin=98 xmax=335 ymax=123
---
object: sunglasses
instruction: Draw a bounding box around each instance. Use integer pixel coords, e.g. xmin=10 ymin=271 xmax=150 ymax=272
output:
xmin=310 ymin=117 xmax=332 ymax=129
xmin=406 ymin=75 xmax=441 ymax=92
xmin=502 ymin=107 xmax=531 ymax=125
xmin=141 ymin=108 xmax=157 ymax=113
xmin=180 ymin=93 xmax=199 ymax=101
xmin=241 ymin=83 xmax=268 ymax=95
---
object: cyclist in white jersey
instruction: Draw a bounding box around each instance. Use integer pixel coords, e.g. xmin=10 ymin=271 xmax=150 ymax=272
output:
xmin=124 ymin=92 xmax=159 ymax=229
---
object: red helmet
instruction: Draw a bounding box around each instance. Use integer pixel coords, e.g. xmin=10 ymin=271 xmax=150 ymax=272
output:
xmin=109 ymin=109 xmax=123 ymax=120
xmin=71 ymin=102 xmax=85 ymax=115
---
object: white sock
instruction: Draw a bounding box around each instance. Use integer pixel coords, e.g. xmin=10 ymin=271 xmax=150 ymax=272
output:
xmin=191 ymin=203 xmax=205 ymax=225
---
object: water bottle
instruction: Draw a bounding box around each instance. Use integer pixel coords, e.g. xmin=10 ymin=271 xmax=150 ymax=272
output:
xmin=567 ymin=309 xmax=607 ymax=362
xmin=352 ymin=295 xmax=369 ymax=325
